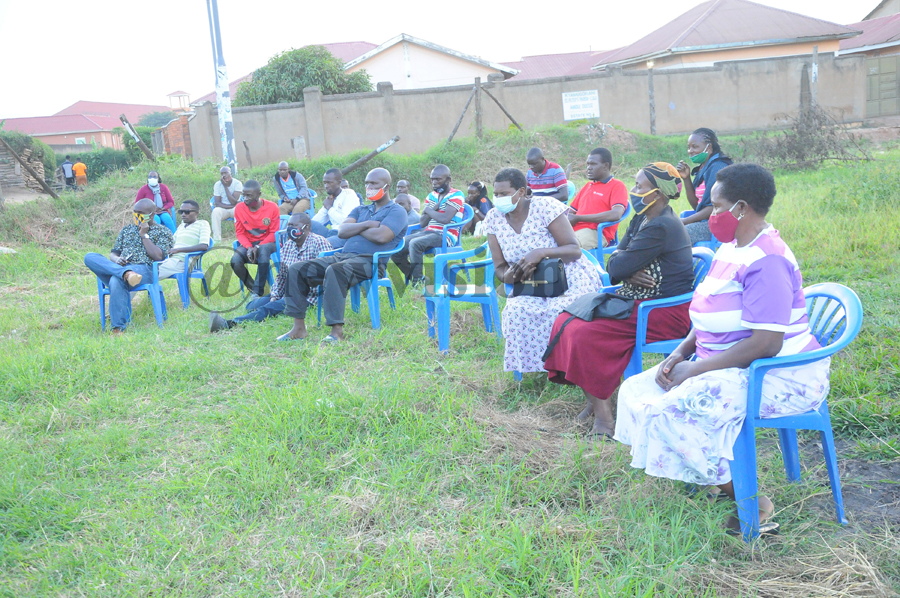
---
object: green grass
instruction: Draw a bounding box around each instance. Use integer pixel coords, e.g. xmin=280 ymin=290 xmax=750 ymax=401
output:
xmin=0 ymin=127 xmax=898 ymax=596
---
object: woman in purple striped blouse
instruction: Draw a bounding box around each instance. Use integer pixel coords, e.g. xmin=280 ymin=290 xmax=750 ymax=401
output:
xmin=614 ymin=163 xmax=830 ymax=535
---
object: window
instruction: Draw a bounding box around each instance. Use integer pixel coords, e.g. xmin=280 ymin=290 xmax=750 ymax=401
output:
xmin=75 ymin=138 xmax=86 ymax=145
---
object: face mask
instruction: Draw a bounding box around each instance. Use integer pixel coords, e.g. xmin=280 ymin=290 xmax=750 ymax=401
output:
xmin=689 ymin=144 xmax=710 ymax=165
xmin=286 ymin=225 xmax=306 ymax=241
xmin=133 ymin=213 xmax=148 ymax=226
xmin=708 ymin=202 xmax=743 ymax=243
xmin=148 ymin=177 xmax=159 ymax=186
xmin=433 ymin=183 xmax=449 ymax=194
xmin=629 ymin=189 xmax=658 ymax=216
xmin=366 ymin=184 xmax=387 ymax=201
xmin=494 ymin=190 xmax=521 ymax=214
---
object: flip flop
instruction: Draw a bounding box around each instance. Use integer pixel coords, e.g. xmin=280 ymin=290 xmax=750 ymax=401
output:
xmin=321 ymin=335 xmax=340 ymax=344
xmin=276 ymin=333 xmax=306 ymax=342
xmin=584 ymin=431 xmax=614 ymax=442
xmin=726 ymin=521 xmax=780 ymax=536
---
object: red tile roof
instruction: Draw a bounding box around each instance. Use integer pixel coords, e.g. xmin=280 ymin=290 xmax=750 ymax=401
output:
xmin=503 ymin=49 xmax=622 ymax=80
xmin=54 ymin=100 xmax=170 ymax=123
xmin=840 ymin=14 xmax=900 ymax=51
xmin=2 ymin=114 xmax=112 ymax=136
xmin=596 ymin=0 xmax=862 ymax=68
xmin=195 ymin=41 xmax=378 ymax=104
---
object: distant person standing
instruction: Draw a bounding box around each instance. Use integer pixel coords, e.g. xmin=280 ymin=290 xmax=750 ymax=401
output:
xmin=273 ymin=161 xmax=311 ymax=215
xmin=61 ymin=156 xmax=76 ymax=190
xmin=211 ymin=166 xmax=243 ymax=242
xmin=72 ymin=157 xmax=88 ymax=189
xmin=526 ymin=147 xmax=568 ymax=202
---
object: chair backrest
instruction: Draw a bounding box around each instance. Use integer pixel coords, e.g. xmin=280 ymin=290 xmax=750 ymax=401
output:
xmin=279 ymin=214 xmax=291 ymax=230
xmin=598 ymin=201 xmax=632 ymax=246
xmin=690 ymin=247 xmax=715 ymax=291
xmin=581 ymin=248 xmax=610 ymax=287
xmin=566 ymin=181 xmax=576 ymax=202
xmin=804 ymin=283 xmax=863 ymax=351
xmin=680 ymin=209 xmax=696 ymax=219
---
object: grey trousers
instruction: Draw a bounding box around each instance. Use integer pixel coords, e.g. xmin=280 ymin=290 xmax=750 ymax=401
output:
xmin=283 ymin=253 xmax=379 ymax=326
xmin=685 ymin=220 xmax=712 ymax=244
xmin=391 ymin=229 xmax=442 ymax=281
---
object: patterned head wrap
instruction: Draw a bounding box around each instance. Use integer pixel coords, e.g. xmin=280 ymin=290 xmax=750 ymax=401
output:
xmin=641 ymin=162 xmax=681 ymax=200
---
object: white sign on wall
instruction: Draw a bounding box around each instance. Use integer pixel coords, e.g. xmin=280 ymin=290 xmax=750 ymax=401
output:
xmin=562 ymin=90 xmax=600 ymax=121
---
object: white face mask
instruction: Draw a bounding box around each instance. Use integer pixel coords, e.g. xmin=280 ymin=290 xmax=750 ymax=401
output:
xmin=493 ymin=190 xmax=520 ymax=214
xmin=148 ymin=178 xmax=159 ymax=186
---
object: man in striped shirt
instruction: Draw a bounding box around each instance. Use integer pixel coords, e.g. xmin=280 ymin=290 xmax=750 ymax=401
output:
xmin=526 ymin=147 xmax=568 ymax=202
xmin=391 ymin=164 xmax=465 ymax=285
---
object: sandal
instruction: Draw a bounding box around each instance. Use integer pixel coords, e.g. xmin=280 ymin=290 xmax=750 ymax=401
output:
xmin=725 ymin=496 xmax=778 ymax=536
xmin=276 ymin=333 xmax=306 ymax=342
xmin=584 ymin=431 xmax=614 ymax=442
xmin=321 ymin=335 xmax=340 ymax=344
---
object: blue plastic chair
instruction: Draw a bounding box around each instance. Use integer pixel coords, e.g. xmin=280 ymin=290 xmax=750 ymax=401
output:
xmin=97 ymin=263 xmax=168 ymax=329
xmin=680 ymin=209 xmax=722 ymax=251
xmin=278 ymin=189 xmax=317 ymax=218
xmin=422 ymin=203 xmax=475 ymax=257
xmin=566 ymin=181 xmax=576 ymax=202
xmin=167 ymin=238 xmax=214 ymax=309
xmin=315 ymin=238 xmax=407 ymax=329
xmin=620 ymin=247 xmax=715 ymax=379
xmin=588 ymin=201 xmax=632 ymax=262
xmin=405 ymin=223 xmax=421 ymax=236
xmin=730 ymin=283 xmax=862 ymax=542
xmin=426 ymin=243 xmax=502 ymax=354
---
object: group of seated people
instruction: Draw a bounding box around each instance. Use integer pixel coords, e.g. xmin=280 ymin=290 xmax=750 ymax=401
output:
xmin=83 ymin=126 xmax=831 ymax=535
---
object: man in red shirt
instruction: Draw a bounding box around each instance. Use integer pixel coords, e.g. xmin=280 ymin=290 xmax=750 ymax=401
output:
xmin=230 ymin=179 xmax=280 ymax=297
xmin=568 ymin=148 xmax=628 ymax=250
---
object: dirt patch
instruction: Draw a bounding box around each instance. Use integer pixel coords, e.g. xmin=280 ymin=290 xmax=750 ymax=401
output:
xmin=0 ymin=187 xmax=52 ymax=205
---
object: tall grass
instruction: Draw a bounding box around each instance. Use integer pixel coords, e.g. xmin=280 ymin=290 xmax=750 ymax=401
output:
xmin=0 ymin=126 xmax=897 ymax=596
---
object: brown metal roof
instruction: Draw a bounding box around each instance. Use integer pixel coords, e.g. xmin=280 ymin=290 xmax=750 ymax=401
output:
xmin=840 ymin=13 xmax=900 ymax=51
xmin=596 ymin=0 xmax=862 ymax=68
xmin=503 ymin=49 xmax=621 ymax=80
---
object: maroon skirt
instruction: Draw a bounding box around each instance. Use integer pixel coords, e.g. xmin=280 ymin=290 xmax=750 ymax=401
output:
xmin=544 ymin=300 xmax=692 ymax=400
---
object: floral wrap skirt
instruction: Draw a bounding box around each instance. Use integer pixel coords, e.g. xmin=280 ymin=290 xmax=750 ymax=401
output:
xmin=614 ymin=358 xmax=831 ymax=485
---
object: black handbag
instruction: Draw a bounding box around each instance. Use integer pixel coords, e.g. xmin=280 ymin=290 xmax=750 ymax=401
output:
xmin=541 ymin=292 xmax=635 ymax=361
xmin=510 ymin=258 xmax=568 ymax=298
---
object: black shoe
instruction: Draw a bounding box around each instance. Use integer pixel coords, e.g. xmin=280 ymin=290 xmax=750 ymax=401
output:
xmin=208 ymin=312 xmax=230 ymax=333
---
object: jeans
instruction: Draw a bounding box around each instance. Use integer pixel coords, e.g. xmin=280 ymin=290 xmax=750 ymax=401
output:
xmin=310 ymin=220 xmax=338 ymax=238
xmin=283 ymin=253 xmax=377 ymax=326
xmin=84 ymin=253 xmax=153 ymax=330
xmin=154 ymin=211 xmax=176 ymax=233
xmin=391 ymin=229 xmax=442 ymax=281
xmin=230 ymin=242 xmax=277 ymax=295
xmin=232 ymin=295 xmax=286 ymax=324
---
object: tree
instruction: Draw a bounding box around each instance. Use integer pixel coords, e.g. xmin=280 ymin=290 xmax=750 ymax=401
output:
xmin=138 ymin=111 xmax=179 ymax=128
xmin=232 ymin=46 xmax=372 ymax=107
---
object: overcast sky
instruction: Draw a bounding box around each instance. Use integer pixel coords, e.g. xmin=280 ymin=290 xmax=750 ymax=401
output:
xmin=0 ymin=0 xmax=868 ymax=119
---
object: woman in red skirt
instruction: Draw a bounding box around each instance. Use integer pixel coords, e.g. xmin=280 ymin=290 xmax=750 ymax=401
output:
xmin=544 ymin=163 xmax=695 ymax=438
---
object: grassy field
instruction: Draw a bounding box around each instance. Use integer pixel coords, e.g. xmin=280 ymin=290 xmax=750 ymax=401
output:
xmin=0 ymin=128 xmax=899 ymax=596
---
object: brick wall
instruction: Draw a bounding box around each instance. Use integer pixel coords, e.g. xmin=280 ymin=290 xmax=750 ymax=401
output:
xmin=160 ymin=115 xmax=193 ymax=158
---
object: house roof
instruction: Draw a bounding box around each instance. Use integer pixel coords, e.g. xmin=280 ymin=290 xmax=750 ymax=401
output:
xmin=594 ymin=0 xmax=862 ymax=68
xmin=54 ymin=100 xmax=170 ymax=123
xmin=167 ymin=90 xmax=190 ymax=97
xmin=864 ymin=0 xmax=900 ymax=21
xmin=2 ymin=114 xmax=114 ymax=136
xmin=195 ymin=41 xmax=379 ymax=104
xmin=503 ymin=49 xmax=622 ymax=80
xmin=839 ymin=13 xmax=900 ymax=52
xmin=343 ymin=33 xmax=518 ymax=78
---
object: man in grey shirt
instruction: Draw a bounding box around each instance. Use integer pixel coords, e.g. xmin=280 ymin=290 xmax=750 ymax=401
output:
xmin=211 ymin=166 xmax=243 ymax=242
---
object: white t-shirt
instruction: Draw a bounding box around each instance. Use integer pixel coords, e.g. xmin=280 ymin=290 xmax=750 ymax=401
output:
xmin=212 ymin=179 xmax=244 ymax=207
xmin=171 ymin=220 xmax=212 ymax=261
xmin=312 ymin=188 xmax=361 ymax=227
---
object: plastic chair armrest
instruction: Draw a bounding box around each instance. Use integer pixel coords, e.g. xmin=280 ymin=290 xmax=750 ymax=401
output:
xmin=634 ymin=292 xmax=693 ymax=347
xmin=745 ymin=346 xmax=842 ymax=418
xmin=371 ymin=238 xmax=407 ymax=269
xmin=318 ymin=249 xmax=342 ymax=257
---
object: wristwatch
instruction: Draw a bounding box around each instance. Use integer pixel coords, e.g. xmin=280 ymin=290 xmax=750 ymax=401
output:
xmin=143 ymin=234 xmax=150 ymax=239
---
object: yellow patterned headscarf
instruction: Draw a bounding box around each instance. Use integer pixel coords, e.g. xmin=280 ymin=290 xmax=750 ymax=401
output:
xmin=641 ymin=162 xmax=681 ymax=199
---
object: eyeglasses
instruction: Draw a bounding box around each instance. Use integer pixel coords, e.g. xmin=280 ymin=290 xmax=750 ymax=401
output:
xmin=177 ymin=209 xmax=197 ymax=215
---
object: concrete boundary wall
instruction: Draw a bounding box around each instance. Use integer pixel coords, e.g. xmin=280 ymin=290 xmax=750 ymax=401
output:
xmin=189 ymin=52 xmax=865 ymax=165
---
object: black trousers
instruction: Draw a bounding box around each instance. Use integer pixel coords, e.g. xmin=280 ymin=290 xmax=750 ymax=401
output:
xmin=230 ymin=243 xmax=277 ymax=295
xmin=283 ymin=253 xmax=381 ymax=326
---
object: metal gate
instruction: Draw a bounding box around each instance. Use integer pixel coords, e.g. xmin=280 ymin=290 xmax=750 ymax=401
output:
xmin=867 ymin=56 xmax=900 ymax=118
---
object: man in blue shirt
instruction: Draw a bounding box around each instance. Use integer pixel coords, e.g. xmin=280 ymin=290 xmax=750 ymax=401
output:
xmin=273 ymin=161 xmax=311 ymax=215
xmin=278 ymin=167 xmax=407 ymax=343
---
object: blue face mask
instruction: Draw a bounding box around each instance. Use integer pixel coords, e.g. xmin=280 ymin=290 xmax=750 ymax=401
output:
xmin=494 ymin=190 xmax=521 ymax=214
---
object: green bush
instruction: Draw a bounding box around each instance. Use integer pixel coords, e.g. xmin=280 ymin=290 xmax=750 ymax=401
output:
xmin=0 ymin=130 xmax=56 ymax=182
xmin=58 ymin=148 xmax=132 ymax=179
xmin=113 ymin=125 xmax=155 ymax=166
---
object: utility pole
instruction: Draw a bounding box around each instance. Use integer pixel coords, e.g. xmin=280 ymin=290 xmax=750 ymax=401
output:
xmin=206 ymin=0 xmax=237 ymax=175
